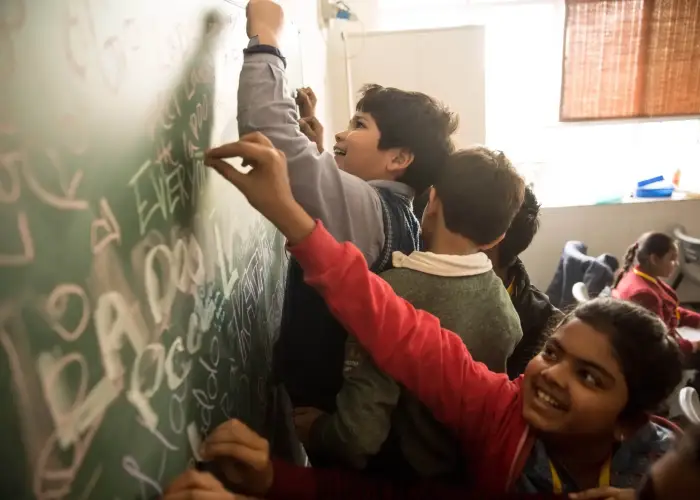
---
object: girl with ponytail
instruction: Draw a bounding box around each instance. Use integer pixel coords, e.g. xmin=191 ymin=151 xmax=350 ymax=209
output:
xmin=612 ymin=232 xmax=700 ymax=355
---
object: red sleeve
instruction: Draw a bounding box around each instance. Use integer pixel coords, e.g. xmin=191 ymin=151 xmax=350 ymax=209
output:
xmin=678 ymin=306 xmax=700 ymax=329
xmin=628 ymin=291 xmax=694 ymax=353
xmin=267 ymin=459 xmax=567 ymax=500
xmin=288 ymin=222 xmax=518 ymax=445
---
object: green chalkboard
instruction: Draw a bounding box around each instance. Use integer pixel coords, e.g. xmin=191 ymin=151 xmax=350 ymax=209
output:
xmin=0 ymin=0 xmax=303 ymax=498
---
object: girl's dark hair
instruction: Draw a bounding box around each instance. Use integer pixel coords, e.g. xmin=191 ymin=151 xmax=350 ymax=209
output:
xmin=612 ymin=232 xmax=675 ymax=288
xmin=572 ymin=298 xmax=682 ymax=419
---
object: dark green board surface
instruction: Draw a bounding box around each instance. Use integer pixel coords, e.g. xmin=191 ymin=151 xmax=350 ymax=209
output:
xmin=0 ymin=1 xmax=302 ymax=498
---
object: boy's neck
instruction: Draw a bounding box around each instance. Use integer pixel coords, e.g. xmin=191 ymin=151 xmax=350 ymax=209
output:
xmin=425 ymin=230 xmax=479 ymax=256
xmin=494 ymin=265 xmax=509 ymax=283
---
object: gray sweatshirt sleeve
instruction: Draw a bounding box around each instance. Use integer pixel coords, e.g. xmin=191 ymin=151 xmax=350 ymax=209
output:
xmin=238 ymin=52 xmax=385 ymax=264
xmin=307 ymin=335 xmax=399 ymax=469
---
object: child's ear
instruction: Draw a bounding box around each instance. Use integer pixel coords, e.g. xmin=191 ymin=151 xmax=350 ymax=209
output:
xmin=424 ymin=187 xmax=439 ymax=216
xmin=387 ymin=148 xmax=414 ymax=173
xmin=648 ymin=254 xmax=661 ymax=268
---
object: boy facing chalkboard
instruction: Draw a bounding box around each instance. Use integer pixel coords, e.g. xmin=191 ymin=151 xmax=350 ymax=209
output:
xmin=210 ymin=0 xmax=458 ymax=454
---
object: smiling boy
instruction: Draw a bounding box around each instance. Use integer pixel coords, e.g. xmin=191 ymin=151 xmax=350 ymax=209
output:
xmin=230 ymin=0 xmax=458 ymax=416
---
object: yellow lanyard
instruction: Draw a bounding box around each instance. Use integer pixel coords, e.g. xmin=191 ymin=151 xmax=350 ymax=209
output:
xmin=632 ymin=268 xmax=681 ymax=322
xmin=632 ymin=268 xmax=658 ymax=284
xmin=549 ymin=456 xmax=611 ymax=493
xmin=506 ymin=278 xmax=515 ymax=296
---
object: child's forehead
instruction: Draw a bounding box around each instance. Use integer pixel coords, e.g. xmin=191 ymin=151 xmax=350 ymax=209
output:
xmin=353 ymin=111 xmax=374 ymax=120
xmin=552 ymin=320 xmax=621 ymax=372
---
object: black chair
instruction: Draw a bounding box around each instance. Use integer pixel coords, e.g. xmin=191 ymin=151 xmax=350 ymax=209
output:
xmin=671 ymin=225 xmax=700 ymax=309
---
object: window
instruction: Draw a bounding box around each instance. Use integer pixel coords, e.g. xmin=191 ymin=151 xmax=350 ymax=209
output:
xmin=561 ymin=0 xmax=700 ymax=121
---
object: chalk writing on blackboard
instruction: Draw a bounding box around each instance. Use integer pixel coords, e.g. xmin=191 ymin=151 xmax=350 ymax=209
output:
xmin=0 ymin=2 xmax=298 ymax=498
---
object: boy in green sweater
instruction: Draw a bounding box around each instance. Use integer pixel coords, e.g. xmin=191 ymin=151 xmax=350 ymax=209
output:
xmin=293 ymin=147 xmax=525 ymax=479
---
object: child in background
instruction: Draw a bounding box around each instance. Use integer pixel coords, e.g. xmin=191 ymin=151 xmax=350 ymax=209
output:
xmin=485 ymin=187 xmax=564 ymax=379
xmin=294 ymin=147 xmax=524 ymax=478
xmin=612 ymin=232 xmax=700 ymax=356
xmin=200 ymin=133 xmax=684 ymax=497
xmin=236 ymin=0 xmax=458 ymax=417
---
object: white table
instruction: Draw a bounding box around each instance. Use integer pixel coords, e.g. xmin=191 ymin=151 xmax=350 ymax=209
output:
xmin=679 ymin=326 xmax=700 ymax=342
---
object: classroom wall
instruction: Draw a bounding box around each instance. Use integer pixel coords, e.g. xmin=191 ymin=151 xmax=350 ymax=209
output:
xmin=288 ymin=0 xmax=330 ymax=131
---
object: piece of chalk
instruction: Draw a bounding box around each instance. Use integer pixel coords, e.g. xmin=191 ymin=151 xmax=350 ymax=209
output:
xmin=193 ymin=151 xmax=205 ymax=158
xmin=187 ymin=422 xmax=203 ymax=461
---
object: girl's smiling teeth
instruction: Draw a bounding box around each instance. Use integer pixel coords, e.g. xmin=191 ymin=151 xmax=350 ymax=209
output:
xmin=536 ymin=389 xmax=565 ymax=410
xmin=333 ymin=147 xmax=346 ymax=156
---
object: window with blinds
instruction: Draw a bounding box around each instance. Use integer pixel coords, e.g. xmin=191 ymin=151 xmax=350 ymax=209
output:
xmin=560 ymin=0 xmax=700 ymax=121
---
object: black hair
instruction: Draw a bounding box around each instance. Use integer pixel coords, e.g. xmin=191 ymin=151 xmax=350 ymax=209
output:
xmin=434 ymin=147 xmax=525 ymax=245
xmin=571 ymin=298 xmax=682 ymax=419
xmin=612 ymin=232 xmax=675 ymax=288
xmin=356 ymin=84 xmax=459 ymax=196
xmin=497 ymin=185 xmax=541 ymax=268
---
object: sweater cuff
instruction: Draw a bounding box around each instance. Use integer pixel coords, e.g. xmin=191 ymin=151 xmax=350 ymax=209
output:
xmin=267 ymin=459 xmax=318 ymax=500
xmin=288 ymin=221 xmax=347 ymax=274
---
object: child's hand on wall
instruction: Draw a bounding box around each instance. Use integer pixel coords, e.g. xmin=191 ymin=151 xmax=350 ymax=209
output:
xmin=205 ymin=132 xmax=316 ymax=245
xmin=199 ymin=419 xmax=274 ymax=497
xmin=163 ymin=469 xmax=260 ymax=499
xmin=246 ymin=0 xmax=284 ymax=47
xmin=296 ymin=87 xmax=317 ymax=119
xmin=292 ymin=406 xmax=326 ymax=446
xmin=299 ymin=116 xmax=324 ymax=153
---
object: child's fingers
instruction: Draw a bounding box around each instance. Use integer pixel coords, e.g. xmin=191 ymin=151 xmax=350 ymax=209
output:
xmin=205 ymin=138 xmax=272 ymax=161
xmin=165 ymin=470 xmax=224 ymax=495
xmin=299 ymin=118 xmax=313 ymax=137
xmin=205 ymin=419 xmax=268 ymax=452
xmin=239 ymin=131 xmax=275 ymax=148
xmin=200 ymin=442 xmax=268 ymax=471
xmin=305 ymin=116 xmax=322 ymax=132
xmin=569 ymin=487 xmax=624 ymax=499
xmin=205 ymin=158 xmax=249 ymax=189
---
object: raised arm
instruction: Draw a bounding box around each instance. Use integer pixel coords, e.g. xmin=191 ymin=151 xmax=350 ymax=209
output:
xmin=237 ymin=31 xmax=384 ymax=262
xmin=289 ymin=223 xmax=519 ymax=439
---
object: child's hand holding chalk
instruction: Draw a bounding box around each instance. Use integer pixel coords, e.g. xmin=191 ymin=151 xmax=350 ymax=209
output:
xmin=199 ymin=419 xmax=274 ymax=497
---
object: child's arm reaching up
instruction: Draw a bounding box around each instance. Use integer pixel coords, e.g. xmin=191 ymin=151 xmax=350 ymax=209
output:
xmin=217 ymin=0 xmax=385 ymax=266
xmin=204 ymin=134 xmax=519 ymax=445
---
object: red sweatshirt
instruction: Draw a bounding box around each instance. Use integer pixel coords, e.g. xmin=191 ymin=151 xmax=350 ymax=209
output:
xmin=276 ymin=222 xmax=534 ymax=494
xmin=268 ymin=458 xmax=566 ymax=500
xmin=267 ymin=223 xmax=681 ymax=499
xmin=613 ymin=267 xmax=700 ymax=353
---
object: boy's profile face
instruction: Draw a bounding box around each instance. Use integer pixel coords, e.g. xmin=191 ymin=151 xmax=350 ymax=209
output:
xmin=333 ymin=112 xmax=410 ymax=182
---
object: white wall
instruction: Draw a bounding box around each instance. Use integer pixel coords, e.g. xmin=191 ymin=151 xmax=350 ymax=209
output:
xmin=323 ymin=0 xmax=700 ymax=301
xmin=284 ymin=0 xmax=331 ymax=133
xmin=343 ymin=25 xmax=486 ymax=148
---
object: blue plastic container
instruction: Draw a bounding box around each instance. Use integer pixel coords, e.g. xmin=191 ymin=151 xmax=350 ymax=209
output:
xmin=635 ymin=175 xmax=674 ymax=198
